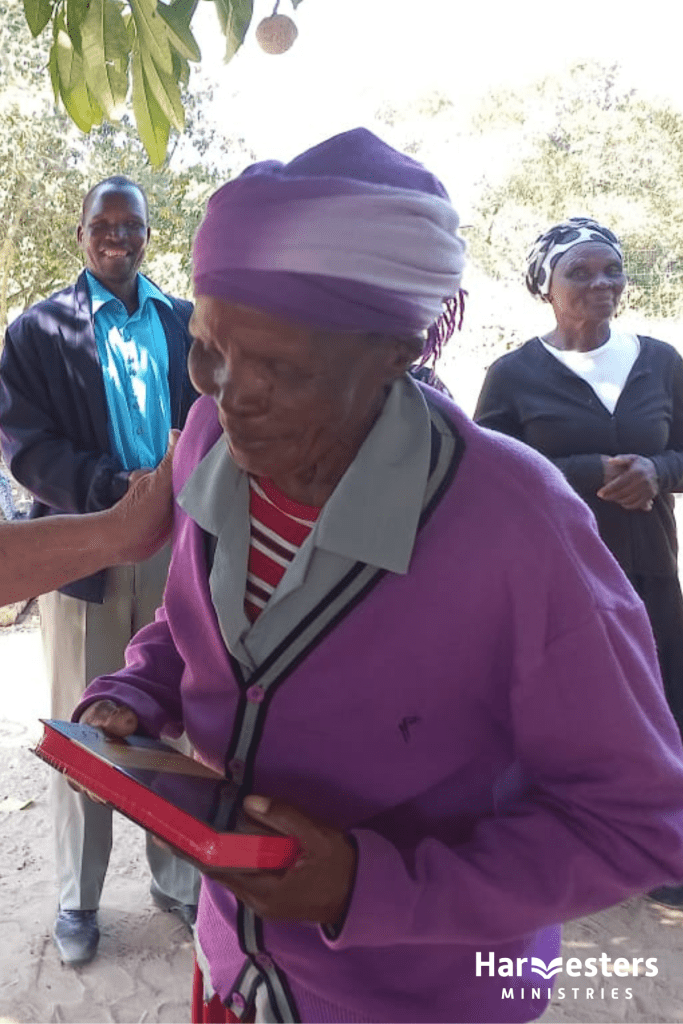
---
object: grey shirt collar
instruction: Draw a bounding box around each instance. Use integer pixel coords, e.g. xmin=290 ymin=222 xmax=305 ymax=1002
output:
xmin=178 ymin=375 xmax=432 ymax=670
xmin=179 ymin=374 xmax=431 ymax=574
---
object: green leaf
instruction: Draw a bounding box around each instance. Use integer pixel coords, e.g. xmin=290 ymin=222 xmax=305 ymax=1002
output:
xmin=172 ymin=49 xmax=191 ymax=88
xmin=66 ymin=0 xmax=86 ymax=52
xmin=212 ymin=0 xmax=228 ymax=33
xmin=130 ymin=0 xmax=174 ymax=74
xmin=290 ymin=0 xmax=304 ymax=7
xmin=80 ymin=0 xmax=130 ymax=119
xmin=23 ymin=0 xmax=52 ymax=37
xmin=169 ymin=0 xmax=200 ymax=15
xmin=63 ymin=76 xmax=100 ymax=133
xmin=157 ymin=1 xmax=201 ymax=61
xmin=140 ymin=46 xmax=184 ymax=131
xmin=53 ymin=9 xmax=101 ymax=133
xmin=131 ymin=48 xmax=171 ymax=165
xmin=86 ymin=84 xmax=105 ymax=127
xmin=122 ymin=10 xmax=136 ymax=46
xmin=48 ymin=34 xmax=60 ymax=102
xmin=214 ymin=0 xmax=252 ymax=63
xmin=54 ymin=11 xmax=83 ymax=96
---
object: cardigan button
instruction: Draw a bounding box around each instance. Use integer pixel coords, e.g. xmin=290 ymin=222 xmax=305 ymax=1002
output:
xmin=230 ymin=992 xmax=246 ymax=1011
xmin=254 ymin=951 xmax=273 ymax=971
xmin=228 ymin=758 xmax=245 ymax=783
xmin=246 ymin=684 xmax=265 ymax=704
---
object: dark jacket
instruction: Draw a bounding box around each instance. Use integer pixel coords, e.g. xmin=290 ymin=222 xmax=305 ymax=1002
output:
xmin=474 ymin=335 xmax=683 ymax=577
xmin=0 ymin=270 xmax=198 ymax=601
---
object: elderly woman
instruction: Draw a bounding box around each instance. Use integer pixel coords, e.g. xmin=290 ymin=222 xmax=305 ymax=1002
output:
xmin=475 ymin=217 xmax=683 ymax=907
xmin=73 ymin=142 xmax=683 ymax=1023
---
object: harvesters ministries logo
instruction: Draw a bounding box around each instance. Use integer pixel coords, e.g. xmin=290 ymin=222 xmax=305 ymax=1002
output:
xmin=476 ymin=951 xmax=659 ymax=1004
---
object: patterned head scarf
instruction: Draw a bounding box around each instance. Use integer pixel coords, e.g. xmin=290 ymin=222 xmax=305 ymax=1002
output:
xmin=193 ymin=128 xmax=467 ymax=364
xmin=525 ymin=217 xmax=623 ymax=300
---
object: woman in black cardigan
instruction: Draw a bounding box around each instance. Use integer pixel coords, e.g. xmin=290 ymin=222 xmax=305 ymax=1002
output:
xmin=475 ymin=218 xmax=683 ymax=906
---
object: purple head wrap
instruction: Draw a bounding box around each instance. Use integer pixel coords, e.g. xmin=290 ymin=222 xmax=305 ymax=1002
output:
xmin=193 ymin=128 xmax=467 ymax=362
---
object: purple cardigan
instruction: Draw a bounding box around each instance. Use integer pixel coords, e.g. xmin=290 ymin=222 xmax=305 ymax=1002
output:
xmin=78 ymin=392 xmax=683 ymax=1024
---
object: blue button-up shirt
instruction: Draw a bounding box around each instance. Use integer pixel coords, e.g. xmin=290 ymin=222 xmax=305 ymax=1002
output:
xmin=87 ymin=270 xmax=172 ymax=471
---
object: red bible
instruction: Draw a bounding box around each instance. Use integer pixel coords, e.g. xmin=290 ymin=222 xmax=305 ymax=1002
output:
xmin=34 ymin=719 xmax=300 ymax=870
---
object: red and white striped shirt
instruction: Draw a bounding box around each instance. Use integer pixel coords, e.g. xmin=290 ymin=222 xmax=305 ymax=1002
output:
xmin=244 ymin=476 xmax=321 ymax=623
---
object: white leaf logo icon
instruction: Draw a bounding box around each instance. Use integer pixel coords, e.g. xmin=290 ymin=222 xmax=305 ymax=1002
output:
xmin=530 ymin=957 xmax=563 ymax=980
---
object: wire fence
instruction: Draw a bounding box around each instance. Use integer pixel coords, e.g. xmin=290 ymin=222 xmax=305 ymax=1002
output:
xmin=623 ymin=248 xmax=683 ymax=319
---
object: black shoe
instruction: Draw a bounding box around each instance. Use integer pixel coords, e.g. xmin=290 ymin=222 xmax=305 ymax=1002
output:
xmin=52 ymin=909 xmax=100 ymax=965
xmin=150 ymin=881 xmax=197 ymax=931
xmin=647 ymin=883 xmax=683 ymax=908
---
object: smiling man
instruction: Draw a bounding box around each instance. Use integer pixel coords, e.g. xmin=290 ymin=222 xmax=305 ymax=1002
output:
xmin=0 ymin=176 xmax=200 ymax=965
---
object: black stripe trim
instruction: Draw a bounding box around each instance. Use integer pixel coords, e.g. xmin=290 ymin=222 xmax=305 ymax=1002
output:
xmin=223 ymin=561 xmax=384 ymax=792
xmin=244 ymin=974 xmax=261 ymax=1014
xmin=204 ymin=531 xmax=217 ymax=573
xmin=420 ymin=400 xmax=464 ymax=530
xmin=225 ymin=958 xmax=257 ymax=1006
xmin=225 ymin=691 xmax=250 ymax=780
xmin=219 ymin=398 xmax=464 ymax=1017
xmin=222 ymin=561 xmax=379 ymax=781
xmin=228 ymin=404 xmax=464 ymax=795
xmin=227 ymin=959 xmax=252 ymax=992
xmin=231 ymin=971 xmax=261 ymax=1016
xmin=245 ymin=580 xmax=271 ymax=604
xmin=260 ymin=967 xmax=300 ymax=1023
xmin=428 ymin=418 xmax=442 ymax=476
xmin=253 ymin=912 xmax=265 ymax=949
xmin=223 ymin=401 xmax=464 ymax=786
xmin=252 ymin=911 xmax=300 ymax=1023
xmin=239 ymin=568 xmax=386 ymax=796
xmin=247 ymin=400 xmax=462 ymax=690
xmin=236 ymin=902 xmax=249 ymax=955
xmin=229 ymin=651 xmax=246 ymax=689
xmin=242 ymin=559 xmax=372 ymax=685
xmin=251 ymin=523 xmax=297 ymax=562
xmin=235 ymin=910 xmax=300 ymax=1022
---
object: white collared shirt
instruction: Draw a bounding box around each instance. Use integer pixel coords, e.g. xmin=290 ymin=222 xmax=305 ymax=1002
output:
xmin=540 ymin=330 xmax=640 ymax=414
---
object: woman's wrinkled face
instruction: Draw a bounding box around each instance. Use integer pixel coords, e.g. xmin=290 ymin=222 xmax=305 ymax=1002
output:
xmin=188 ymin=296 xmax=402 ymax=484
xmin=549 ymin=241 xmax=626 ymax=323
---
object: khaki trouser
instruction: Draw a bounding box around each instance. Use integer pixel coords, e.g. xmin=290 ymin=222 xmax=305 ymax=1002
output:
xmin=40 ymin=546 xmax=200 ymax=911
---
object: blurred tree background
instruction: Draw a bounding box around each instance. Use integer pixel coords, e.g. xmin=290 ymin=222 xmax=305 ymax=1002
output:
xmin=17 ymin=0 xmax=304 ymax=165
xmin=468 ymin=62 xmax=683 ymax=320
xmin=4 ymin=2 xmax=683 ymax=404
xmin=0 ymin=0 xmax=255 ymax=333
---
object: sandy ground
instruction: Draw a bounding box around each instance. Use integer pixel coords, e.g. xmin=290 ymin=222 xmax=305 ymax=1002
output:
xmin=1 ymin=624 xmax=683 ymax=1024
xmin=0 ymin=622 xmax=194 ymax=1024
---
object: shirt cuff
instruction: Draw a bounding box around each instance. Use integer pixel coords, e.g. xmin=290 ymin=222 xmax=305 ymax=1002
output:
xmin=318 ymin=828 xmax=413 ymax=951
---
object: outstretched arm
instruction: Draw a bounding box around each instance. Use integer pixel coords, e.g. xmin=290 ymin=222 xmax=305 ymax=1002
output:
xmin=0 ymin=432 xmax=178 ymax=607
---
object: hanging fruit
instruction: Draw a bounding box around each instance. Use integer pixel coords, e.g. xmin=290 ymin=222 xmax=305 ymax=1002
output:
xmin=255 ymin=1 xmax=298 ymax=54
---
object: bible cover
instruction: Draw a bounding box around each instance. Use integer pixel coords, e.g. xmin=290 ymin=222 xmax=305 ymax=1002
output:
xmin=34 ymin=719 xmax=300 ymax=870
